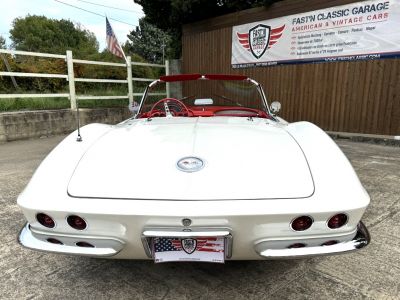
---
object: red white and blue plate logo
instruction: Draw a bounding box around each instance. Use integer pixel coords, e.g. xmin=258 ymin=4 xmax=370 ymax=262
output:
xmin=153 ymin=237 xmax=225 ymax=263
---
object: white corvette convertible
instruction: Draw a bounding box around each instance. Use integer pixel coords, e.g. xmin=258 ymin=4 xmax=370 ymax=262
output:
xmin=18 ymin=74 xmax=370 ymax=262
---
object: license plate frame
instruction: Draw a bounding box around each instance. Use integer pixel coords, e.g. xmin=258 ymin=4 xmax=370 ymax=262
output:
xmin=152 ymin=236 xmax=226 ymax=263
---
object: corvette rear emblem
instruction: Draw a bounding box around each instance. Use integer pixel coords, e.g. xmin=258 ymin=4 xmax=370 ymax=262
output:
xmin=176 ymin=157 xmax=204 ymax=172
xmin=181 ymin=238 xmax=197 ymax=254
xmin=237 ymin=24 xmax=285 ymax=59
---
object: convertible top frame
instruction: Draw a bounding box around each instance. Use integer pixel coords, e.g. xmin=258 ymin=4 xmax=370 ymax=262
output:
xmin=135 ymin=74 xmax=272 ymax=119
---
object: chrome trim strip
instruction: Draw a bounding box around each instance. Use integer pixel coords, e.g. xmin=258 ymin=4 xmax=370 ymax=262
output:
xmin=143 ymin=230 xmax=230 ymax=238
xmin=254 ymin=228 xmax=357 ymax=244
xmin=141 ymin=227 xmax=232 ymax=259
xmin=18 ymin=224 xmax=124 ymax=257
xmin=255 ymin=221 xmax=370 ymax=259
xmin=30 ymin=225 xmax=125 ymax=243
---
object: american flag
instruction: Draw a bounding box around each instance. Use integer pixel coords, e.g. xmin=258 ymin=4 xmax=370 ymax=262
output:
xmin=106 ymin=17 xmax=125 ymax=59
xmin=154 ymin=238 xmax=224 ymax=253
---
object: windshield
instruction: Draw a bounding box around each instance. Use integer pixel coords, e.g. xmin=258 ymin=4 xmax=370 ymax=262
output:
xmin=137 ymin=76 xmax=270 ymax=119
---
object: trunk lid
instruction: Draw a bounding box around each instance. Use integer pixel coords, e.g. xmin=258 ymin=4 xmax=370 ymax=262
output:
xmin=68 ymin=117 xmax=314 ymax=200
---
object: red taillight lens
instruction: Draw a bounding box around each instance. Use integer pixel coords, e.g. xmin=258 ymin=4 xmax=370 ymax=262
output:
xmin=67 ymin=215 xmax=87 ymax=230
xmin=288 ymin=243 xmax=306 ymax=248
xmin=36 ymin=213 xmax=55 ymax=228
xmin=291 ymin=216 xmax=313 ymax=231
xmin=47 ymin=238 xmax=63 ymax=245
xmin=321 ymin=240 xmax=338 ymax=246
xmin=76 ymin=241 xmax=94 ymax=248
xmin=328 ymin=213 xmax=348 ymax=229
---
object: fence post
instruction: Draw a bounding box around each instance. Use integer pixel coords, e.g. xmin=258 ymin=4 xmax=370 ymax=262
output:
xmin=66 ymin=50 xmax=77 ymax=109
xmin=165 ymin=59 xmax=170 ymax=98
xmin=126 ymin=56 xmax=133 ymax=107
xmin=0 ymin=53 xmax=18 ymax=89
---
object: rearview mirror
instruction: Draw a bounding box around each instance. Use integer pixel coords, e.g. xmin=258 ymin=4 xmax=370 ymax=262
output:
xmin=195 ymin=98 xmax=213 ymax=105
xmin=270 ymin=101 xmax=281 ymax=116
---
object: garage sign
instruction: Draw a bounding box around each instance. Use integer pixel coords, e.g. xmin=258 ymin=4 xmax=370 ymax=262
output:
xmin=231 ymin=0 xmax=400 ymax=68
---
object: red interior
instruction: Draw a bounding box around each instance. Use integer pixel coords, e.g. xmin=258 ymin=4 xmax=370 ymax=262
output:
xmin=139 ymin=105 xmax=270 ymax=119
xmin=140 ymin=74 xmax=270 ymax=119
xmin=158 ymin=74 xmax=248 ymax=82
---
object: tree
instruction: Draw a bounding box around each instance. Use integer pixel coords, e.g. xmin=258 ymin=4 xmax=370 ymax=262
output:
xmin=0 ymin=35 xmax=6 ymax=49
xmin=10 ymin=15 xmax=98 ymax=57
xmin=84 ymin=50 xmax=156 ymax=82
xmin=134 ymin=0 xmax=283 ymax=58
xmin=6 ymin=15 xmax=100 ymax=93
xmin=126 ymin=19 xmax=172 ymax=64
xmin=0 ymin=35 xmax=14 ymax=92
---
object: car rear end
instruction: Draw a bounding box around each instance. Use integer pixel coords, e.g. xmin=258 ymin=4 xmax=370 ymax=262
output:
xmin=17 ymin=118 xmax=370 ymax=261
xmin=18 ymin=189 xmax=370 ymax=261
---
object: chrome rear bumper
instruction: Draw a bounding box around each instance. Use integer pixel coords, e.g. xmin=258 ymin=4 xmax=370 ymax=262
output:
xmin=18 ymin=223 xmax=124 ymax=257
xmin=18 ymin=221 xmax=370 ymax=260
xmin=255 ymin=221 xmax=370 ymax=259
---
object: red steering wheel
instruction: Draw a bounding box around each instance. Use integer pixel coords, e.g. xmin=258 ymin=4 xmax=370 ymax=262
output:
xmin=149 ymin=98 xmax=190 ymax=117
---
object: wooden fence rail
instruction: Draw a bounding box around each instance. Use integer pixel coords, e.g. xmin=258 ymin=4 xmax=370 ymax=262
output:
xmin=0 ymin=49 xmax=167 ymax=110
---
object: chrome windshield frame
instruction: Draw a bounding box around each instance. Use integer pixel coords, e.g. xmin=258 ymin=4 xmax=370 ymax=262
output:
xmin=134 ymin=76 xmax=271 ymax=119
xmin=247 ymin=78 xmax=271 ymax=116
xmin=134 ymin=79 xmax=160 ymax=119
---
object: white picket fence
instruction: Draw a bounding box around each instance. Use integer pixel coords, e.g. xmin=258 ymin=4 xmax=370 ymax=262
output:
xmin=0 ymin=49 xmax=168 ymax=109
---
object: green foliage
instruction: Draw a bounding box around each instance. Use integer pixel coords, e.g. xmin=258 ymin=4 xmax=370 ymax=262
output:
xmin=0 ymin=35 xmax=6 ymax=48
xmin=10 ymin=15 xmax=99 ymax=57
xmin=14 ymin=57 xmax=67 ymax=92
xmin=0 ymin=51 xmax=18 ymax=93
xmin=0 ymin=35 xmax=9 ymax=94
xmin=85 ymin=51 xmax=157 ymax=81
xmin=0 ymin=50 xmax=156 ymax=95
xmin=126 ymin=19 xmax=172 ymax=64
xmin=134 ymin=0 xmax=283 ymax=57
xmin=0 ymin=16 xmax=161 ymax=111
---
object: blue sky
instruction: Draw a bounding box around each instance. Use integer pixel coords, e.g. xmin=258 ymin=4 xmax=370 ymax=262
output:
xmin=0 ymin=0 xmax=144 ymax=51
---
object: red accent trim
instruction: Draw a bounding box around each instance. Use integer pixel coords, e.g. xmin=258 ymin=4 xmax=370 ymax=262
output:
xmin=159 ymin=74 xmax=248 ymax=82
xmin=237 ymin=32 xmax=249 ymax=39
xmin=204 ymin=74 xmax=247 ymax=81
xmin=140 ymin=106 xmax=271 ymax=119
xmin=271 ymin=24 xmax=285 ymax=34
xmin=270 ymin=33 xmax=283 ymax=40
xmin=159 ymin=74 xmax=201 ymax=82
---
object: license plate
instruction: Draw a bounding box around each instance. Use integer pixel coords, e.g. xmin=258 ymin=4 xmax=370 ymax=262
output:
xmin=153 ymin=237 xmax=225 ymax=263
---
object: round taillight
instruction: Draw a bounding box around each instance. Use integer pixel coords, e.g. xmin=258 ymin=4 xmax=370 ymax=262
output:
xmin=47 ymin=238 xmax=63 ymax=245
xmin=328 ymin=213 xmax=348 ymax=229
xmin=291 ymin=216 xmax=313 ymax=231
xmin=67 ymin=215 xmax=87 ymax=230
xmin=76 ymin=241 xmax=94 ymax=248
xmin=288 ymin=243 xmax=306 ymax=249
xmin=36 ymin=213 xmax=55 ymax=228
xmin=321 ymin=240 xmax=338 ymax=246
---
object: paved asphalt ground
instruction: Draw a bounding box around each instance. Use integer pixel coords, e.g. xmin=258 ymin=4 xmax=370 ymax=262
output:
xmin=0 ymin=136 xmax=399 ymax=300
